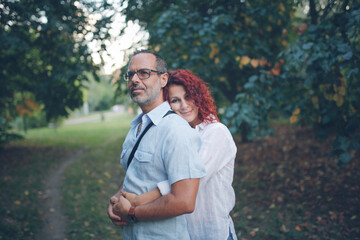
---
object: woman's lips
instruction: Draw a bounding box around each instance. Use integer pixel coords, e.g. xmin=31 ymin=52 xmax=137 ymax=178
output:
xmin=180 ymin=110 xmax=192 ymax=116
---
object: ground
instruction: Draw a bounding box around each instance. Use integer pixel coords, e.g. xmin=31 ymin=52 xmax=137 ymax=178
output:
xmin=36 ymin=148 xmax=84 ymax=240
xmin=232 ymin=124 xmax=360 ymax=239
xmin=1 ymin=123 xmax=359 ymax=239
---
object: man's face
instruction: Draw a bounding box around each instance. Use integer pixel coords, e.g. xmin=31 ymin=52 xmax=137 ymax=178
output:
xmin=127 ymin=53 xmax=166 ymax=111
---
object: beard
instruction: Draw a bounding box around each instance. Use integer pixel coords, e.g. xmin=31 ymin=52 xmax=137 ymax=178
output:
xmin=129 ymin=78 xmax=162 ymax=107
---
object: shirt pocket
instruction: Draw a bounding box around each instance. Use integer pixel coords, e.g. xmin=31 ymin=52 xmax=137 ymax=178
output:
xmin=134 ymin=150 xmax=153 ymax=163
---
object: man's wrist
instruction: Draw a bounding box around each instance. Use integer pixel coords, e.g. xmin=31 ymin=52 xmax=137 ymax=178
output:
xmin=127 ymin=206 xmax=138 ymax=223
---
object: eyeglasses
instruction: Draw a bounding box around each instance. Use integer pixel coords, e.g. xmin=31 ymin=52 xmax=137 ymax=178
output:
xmin=123 ymin=68 xmax=165 ymax=81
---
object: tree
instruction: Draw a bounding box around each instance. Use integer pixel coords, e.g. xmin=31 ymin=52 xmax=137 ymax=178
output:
xmin=278 ymin=0 xmax=360 ymax=165
xmin=0 ymin=0 xmax=114 ymax=143
xmin=116 ymin=0 xmax=360 ymax=164
xmin=116 ymin=0 xmax=296 ymax=141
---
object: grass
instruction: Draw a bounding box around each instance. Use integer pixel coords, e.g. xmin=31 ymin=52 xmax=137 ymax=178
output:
xmin=24 ymin=113 xmax=133 ymax=148
xmin=0 ymin=112 xmax=133 ymax=239
xmin=62 ymin=129 xmax=128 ymax=239
xmin=0 ymin=144 xmax=69 ymax=239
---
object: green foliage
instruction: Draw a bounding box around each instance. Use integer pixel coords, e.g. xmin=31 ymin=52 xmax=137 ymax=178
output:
xmin=278 ymin=1 xmax=360 ymax=164
xmin=0 ymin=0 xmax=115 ymax=144
xmin=12 ymin=109 xmax=48 ymax=131
xmin=116 ymin=0 xmax=294 ymax=98
xmin=115 ymin=0 xmax=295 ymax=140
xmin=116 ymin=0 xmax=359 ymax=161
xmin=0 ymin=125 xmax=23 ymax=146
xmin=223 ymin=73 xmax=275 ymax=140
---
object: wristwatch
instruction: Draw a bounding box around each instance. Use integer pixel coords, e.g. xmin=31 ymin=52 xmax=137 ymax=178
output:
xmin=127 ymin=206 xmax=138 ymax=223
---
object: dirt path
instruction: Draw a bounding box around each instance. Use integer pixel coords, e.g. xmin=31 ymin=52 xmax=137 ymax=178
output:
xmin=36 ymin=148 xmax=84 ymax=240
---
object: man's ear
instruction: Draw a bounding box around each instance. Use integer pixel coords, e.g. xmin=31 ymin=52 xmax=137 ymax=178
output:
xmin=160 ymin=72 xmax=168 ymax=88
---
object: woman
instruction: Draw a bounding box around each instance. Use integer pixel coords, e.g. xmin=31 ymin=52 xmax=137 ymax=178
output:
xmin=118 ymin=69 xmax=237 ymax=240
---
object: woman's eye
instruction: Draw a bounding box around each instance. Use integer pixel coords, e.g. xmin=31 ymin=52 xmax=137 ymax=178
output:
xmin=171 ymin=99 xmax=178 ymax=103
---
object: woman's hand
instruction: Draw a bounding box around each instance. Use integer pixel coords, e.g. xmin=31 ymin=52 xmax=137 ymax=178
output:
xmin=121 ymin=191 xmax=138 ymax=206
xmin=121 ymin=188 xmax=162 ymax=206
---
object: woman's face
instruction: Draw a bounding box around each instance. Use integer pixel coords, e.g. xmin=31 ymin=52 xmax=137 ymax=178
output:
xmin=168 ymin=84 xmax=201 ymax=128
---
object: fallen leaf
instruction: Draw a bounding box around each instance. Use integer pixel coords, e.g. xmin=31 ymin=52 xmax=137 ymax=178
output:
xmin=249 ymin=228 xmax=259 ymax=236
xmin=280 ymin=224 xmax=288 ymax=232
xmin=249 ymin=231 xmax=256 ymax=237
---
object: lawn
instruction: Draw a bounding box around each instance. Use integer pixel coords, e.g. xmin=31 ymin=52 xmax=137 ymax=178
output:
xmin=1 ymin=114 xmax=359 ymax=240
xmin=0 ymin=112 xmax=132 ymax=240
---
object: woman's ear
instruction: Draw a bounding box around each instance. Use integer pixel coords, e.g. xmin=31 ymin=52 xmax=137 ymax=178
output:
xmin=160 ymin=72 xmax=168 ymax=88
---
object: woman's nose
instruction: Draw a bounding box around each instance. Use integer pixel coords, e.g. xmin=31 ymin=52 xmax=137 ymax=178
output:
xmin=180 ymin=100 xmax=189 ymax=109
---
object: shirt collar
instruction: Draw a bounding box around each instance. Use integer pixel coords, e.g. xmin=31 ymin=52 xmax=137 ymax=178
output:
xmin=195 ymin=121 xmax=208 ymax=131
xmin=130 ymin=112 xmax=143 ymax=128
xmin=130 ymin=101 xmax=171 ymax=128
xmin=147 ymin=101 xmax=171 ymax=126
xmin=195 ymin=116 xmax=218 ymax=131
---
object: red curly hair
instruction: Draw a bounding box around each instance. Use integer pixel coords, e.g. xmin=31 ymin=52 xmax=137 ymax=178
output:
xmin=164 ymin=69 xmax=219 ymax=123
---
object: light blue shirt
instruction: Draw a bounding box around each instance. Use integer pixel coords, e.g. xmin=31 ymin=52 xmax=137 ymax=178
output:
xmin=120 ymin=101 xmax=206 ymax=240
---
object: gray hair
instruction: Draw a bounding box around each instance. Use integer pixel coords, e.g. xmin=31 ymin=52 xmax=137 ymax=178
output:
xmin=131 ymin=49 xmax=168 ymax=73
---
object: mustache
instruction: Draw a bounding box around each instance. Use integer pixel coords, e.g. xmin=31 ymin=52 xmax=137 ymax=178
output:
xmin=130 ymin=84 xmax=146 ymax=92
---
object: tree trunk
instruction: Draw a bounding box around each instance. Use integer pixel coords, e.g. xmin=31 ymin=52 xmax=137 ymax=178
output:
xmin=309 ymin=0 xmax=318 ymax=25
xmin=23 ymin=116 xmax=27 ymax=134
xmin=241 ymin=122 xmax=249 ymax=142
xmin=342 ymin=0 xmax=349 ymax=11
xmin=21 ymin=92 xmax=27 ymax=133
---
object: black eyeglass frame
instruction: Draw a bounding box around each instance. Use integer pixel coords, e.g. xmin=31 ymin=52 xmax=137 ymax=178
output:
xmin=123 ymin=68 xmax=165 ymax=82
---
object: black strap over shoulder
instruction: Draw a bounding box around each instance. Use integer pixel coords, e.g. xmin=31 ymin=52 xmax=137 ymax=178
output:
xmin=127 ymin=110 xmax=175 ymax=168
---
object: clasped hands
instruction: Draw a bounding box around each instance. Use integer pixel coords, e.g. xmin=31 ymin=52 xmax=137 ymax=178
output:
xmin=108 ymin=191 xmax=138 ymax=226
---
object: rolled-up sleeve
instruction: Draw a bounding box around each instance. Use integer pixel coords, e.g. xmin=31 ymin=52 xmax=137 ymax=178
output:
xmin=157 ymin=180 xmax=171 ymax=195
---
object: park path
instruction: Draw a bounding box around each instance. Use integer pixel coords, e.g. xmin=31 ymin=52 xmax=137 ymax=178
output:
xmin=36 ymin=148 xmax=85 ymax=240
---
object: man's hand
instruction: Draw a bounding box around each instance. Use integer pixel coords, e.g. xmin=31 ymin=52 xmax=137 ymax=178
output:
xmin=107 ymin=196 xmax=128 ymax=226
xmin=113 ymin=196 xmax=132 ymax=220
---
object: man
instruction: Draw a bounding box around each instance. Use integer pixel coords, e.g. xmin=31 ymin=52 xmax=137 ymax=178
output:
xmin=107 ymin=49 xmax=205 ymax=239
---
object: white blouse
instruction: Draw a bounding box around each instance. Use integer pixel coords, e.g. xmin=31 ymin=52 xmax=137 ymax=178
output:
xmin=157 ymin=121 xmax=237 ymax=240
